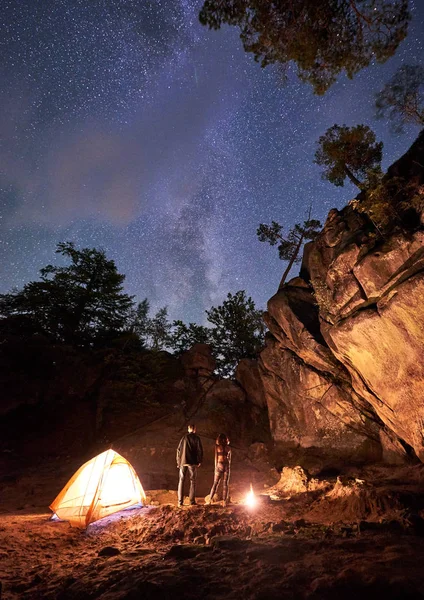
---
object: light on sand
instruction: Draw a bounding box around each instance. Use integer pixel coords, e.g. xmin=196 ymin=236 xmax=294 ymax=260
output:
xmin=245 ymin=484 xmax=256 ymax=509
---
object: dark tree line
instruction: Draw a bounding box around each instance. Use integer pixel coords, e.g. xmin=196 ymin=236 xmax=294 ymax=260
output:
xmin=0 ymin=243 xmax=265 ymax=377
xmin=128 ymin=291 xmax=265 ymax=375
xmin=0 ymin=242 xmax=134 ymax=346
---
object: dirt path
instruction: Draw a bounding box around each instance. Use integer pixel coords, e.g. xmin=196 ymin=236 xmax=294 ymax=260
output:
xmin=2 ymin=452 xmax=424 ymax=599
xmin=2 ymin=495 xmax=424 ymax=600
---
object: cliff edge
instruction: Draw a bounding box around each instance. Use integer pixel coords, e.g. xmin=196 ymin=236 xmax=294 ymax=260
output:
xmin=258 ymin=130 xmax=424 ymax=464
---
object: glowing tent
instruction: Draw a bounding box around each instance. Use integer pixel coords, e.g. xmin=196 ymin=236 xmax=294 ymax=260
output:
xmin=50 ymin=449 xmax=146 ymax=528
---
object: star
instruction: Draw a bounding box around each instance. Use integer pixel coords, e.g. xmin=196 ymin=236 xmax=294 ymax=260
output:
xmin=1 ymin=0 xmax=424 ymax=323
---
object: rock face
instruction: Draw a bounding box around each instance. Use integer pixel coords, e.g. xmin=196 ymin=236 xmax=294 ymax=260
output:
xmin=181 ymin=343 xmax=216 ymax=379
xmin=259 ymin=282 xmax=381 ymax=461
xmin=235 ymin=359 xmax=266 ymax=408
xmin=257 ymin=130 xmax=424 ymax=464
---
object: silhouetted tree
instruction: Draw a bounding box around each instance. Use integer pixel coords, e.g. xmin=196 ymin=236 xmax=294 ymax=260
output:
xmin=199 ymin=0 xmax=410 ymax=95
xmin=120 ymin=298 xmax=151 ymax=350
xmin=128 ymin=298 xmax=150 ymax=345
xmin=0 ymin=242 xmax=134 ymax=345
xmin=126 ymin=301 xmax=173 ymax=351
xmin=257 ymin=215 xmax=321 ymax=288
xmin=314 ymin=124 xmax=383 ymax=189
xmin=376 ymin=64 xmax=424 ymax=132
xmin=169 ymin=320 xmax=210 ymax=355
xmin=146 ymin=306 xmax=172 ymax=351
xmin=206 ymin=290 xmax=265 ymax=376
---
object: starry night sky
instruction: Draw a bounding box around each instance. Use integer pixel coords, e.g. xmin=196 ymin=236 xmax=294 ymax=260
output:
xmin=1 ymin=0 xmax=424 ymax=324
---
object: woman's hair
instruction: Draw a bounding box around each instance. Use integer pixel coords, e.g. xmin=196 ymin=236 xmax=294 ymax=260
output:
xmin=216 ymin=433 xmax=229 ymax=446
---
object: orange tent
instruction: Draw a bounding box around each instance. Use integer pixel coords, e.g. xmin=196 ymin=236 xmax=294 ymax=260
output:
xmin=50 ymin=449 xmax=146 ymax=528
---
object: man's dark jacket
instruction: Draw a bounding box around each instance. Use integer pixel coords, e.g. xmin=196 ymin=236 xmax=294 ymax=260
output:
xmin=176 ymin=433 xmax=203 ymax=467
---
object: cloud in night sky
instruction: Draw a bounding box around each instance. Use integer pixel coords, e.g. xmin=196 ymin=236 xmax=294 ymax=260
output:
xmin=1 ymin=0 xmax=424 ymax=323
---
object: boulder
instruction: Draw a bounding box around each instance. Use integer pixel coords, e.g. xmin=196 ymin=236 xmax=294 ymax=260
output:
xmin=265 ymin=466 xmax=329 ymax=500
xmin=247 ymin=442 xmax=268 ymax=461
xmin=305 ymin=476 xmax=404 ymax=524
xmin=353 ymin=231 xmax=424 ymax=300
xmin=269 ymin=466 xmax=310 ymax=497
xmin=180 ymin=343 xmax=216 ymax=377
xmin=183 ymin=378 xmax=247 ymax=443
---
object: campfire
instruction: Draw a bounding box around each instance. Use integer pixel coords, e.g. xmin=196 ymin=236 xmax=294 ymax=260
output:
xmin=245 ymin=483 xmax=257 ymax=508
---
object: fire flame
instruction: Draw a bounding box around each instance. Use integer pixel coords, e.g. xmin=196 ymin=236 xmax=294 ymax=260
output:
xmin=245 ymin=483 xmax=256 ymax=508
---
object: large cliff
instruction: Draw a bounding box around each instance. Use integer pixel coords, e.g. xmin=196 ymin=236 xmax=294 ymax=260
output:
xmin=259 ymin=130 xmax=424 ymax=464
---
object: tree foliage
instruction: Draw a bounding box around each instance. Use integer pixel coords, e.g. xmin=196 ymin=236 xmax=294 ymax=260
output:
xmin=145 ymin=307 xmax=172 ymax=351
xmin=352 ymin=174 xmax=423 ymax=235
xmin=127 ymin=298 xmax=150 ymax=347
xmin=168 ymin=294 xmax=265 ymax=375
xmin=199 ymin=0 xmax=410 ymax=95
xmin=376 ymin=64 xmax=424 ymax=132
xmin=206 ymin=290 xmax=265 ymax=376
xmin=257 ymin=216 xmax=321 ymax=288
xmin=314 ymin=124 xmax=383 ymax=189
xmin=169 ymin=320 xmax=210 ymax=355
xmin=0 ymin=242 xmax=134 ymax=345
xmin=351 ymin=179 xmax=400 ymax=234
xmin=0 ymin=244 xmax=266 ymax=375
xmin=127 ymin=301 xmax=173 ymax=351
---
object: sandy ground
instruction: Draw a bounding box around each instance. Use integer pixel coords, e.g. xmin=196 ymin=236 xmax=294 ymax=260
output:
xmin=2 ymin=462 xmax=424 ymax=600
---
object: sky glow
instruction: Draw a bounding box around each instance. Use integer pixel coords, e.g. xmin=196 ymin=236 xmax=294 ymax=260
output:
xmin=1 ymin=0 xmax=424 ymax=323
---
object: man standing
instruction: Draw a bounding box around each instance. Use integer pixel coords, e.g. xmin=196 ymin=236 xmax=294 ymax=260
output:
xmin=176 ymin=423 xmax=203 ymax=507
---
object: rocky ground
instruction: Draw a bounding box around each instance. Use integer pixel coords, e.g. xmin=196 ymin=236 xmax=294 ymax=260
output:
xmin=2 ymin=457 xmax=424 ymax=600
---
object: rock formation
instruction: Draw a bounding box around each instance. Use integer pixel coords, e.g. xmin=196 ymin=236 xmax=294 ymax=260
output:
xmin=179 ymin=344 xmax=267 ymax=446
xmin=181 ymin=343 xmax=217 ymax=381
xmin=257 ymin=131 xmax=424 ymax=464
xmin=235 ymin=359 xmax=266 ymax=408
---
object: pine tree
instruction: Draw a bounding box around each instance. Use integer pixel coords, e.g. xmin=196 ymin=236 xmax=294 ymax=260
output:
xmin=199 ymin=0 xmax=410 ymax=95
xmin=376 ymin=64 xmax=424 ymax=132
xmin=146 ymin=307 xmax=172 ymax=351
xmin=257 ymin=215 xmax=321 ymax=288
xmin=314 ymin=124 xmax=383 ymax=189
xmin=0 ymin=242 xmax=134 ymax=345
xmin=206 ymin=291 xmax=265 ymax=376
xmin=169 ymin=321 xmax=210 ymax=355
xmin=129 ymin=298 xmax=150 ymax=346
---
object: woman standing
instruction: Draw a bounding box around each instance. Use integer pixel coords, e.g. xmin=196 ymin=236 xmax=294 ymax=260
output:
xmin=205 ymin=433 xmax=231 ymax=507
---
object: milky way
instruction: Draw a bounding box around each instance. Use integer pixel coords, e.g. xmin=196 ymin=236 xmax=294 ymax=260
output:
xmin=1 ymin=0 xmax=424 ymax=323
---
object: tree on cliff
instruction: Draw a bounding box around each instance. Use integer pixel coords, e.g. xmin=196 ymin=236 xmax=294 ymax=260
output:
xmin=169 ymin=321 xmax=210 ymax=355
xmin=199 ymin=0 xmax=410 ymax=95
xmin=0 ymin=242 xmax=134 ymax=346
xmin=257 ymin=215 xmax=321 ymax=289
xmin=206 ymin=290 xmax=265 ymax=376
xmin=376 ymin=64 xmax=424 ymax=132
xmin=314 ymin=124 xmax=383 ymax=189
